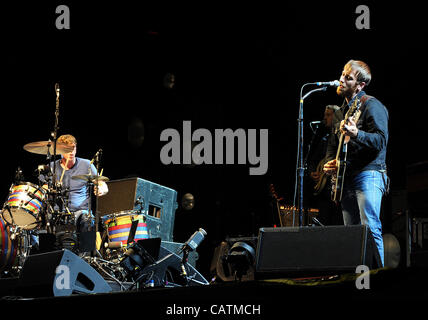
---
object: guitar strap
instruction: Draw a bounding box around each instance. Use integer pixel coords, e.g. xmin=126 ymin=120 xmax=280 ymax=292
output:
xmin=358 ymin=94 xmax=373 ymax=114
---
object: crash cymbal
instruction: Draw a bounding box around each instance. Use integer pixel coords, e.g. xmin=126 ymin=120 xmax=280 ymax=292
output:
xmin=71 ymin=174 xmax=109 ymax=182
xmin=23 ymin=141 xmax=75 ymax=155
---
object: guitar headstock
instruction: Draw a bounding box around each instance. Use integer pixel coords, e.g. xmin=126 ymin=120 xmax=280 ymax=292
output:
xmin=345 ymin=96 xmax=362 ymax=121
xmin=269 ymin=184 xmax=284 ymax=201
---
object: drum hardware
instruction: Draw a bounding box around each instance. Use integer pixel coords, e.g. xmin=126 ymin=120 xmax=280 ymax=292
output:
xmin=82 ymin=255 xmax=128 ymax=290
xmin=1 ymin=218 xmax=31 ymax=277
xmin=14 ymin=166 xmax=25 ymax=183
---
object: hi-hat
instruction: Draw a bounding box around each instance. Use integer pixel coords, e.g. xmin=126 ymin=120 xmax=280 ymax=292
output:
xmin=71 ymin=174 xmax=109 ymax=182
xmin=23 ymin=141 xmax=74 ymax=155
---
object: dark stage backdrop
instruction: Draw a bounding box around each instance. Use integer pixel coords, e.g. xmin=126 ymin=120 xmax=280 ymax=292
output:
xmin=1 ymin=2 xmax=427 ymax=276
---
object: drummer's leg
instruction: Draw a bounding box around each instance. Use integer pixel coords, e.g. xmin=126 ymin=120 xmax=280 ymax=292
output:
xmin=74 ymin=210 xmax=95 ymax=253
xmin=30 ymin=231 xmax=39 ymax=251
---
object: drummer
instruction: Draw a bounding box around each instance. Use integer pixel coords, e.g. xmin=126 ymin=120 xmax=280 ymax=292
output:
xmin=42 ymin=134 xmax=108 ymax=234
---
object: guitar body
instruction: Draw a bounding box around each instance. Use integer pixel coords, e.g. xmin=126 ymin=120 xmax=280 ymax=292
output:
xmin=332 ymin=145 xmax=347 ymax=202
xmin=313 ymin=156 xmax=329 ymax=195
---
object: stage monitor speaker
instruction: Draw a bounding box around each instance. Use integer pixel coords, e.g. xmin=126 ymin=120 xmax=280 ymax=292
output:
xmin=16 ymin=249 xmax=112 ymax=297
xmin=255 ymin=225 xmax=382 ymax=278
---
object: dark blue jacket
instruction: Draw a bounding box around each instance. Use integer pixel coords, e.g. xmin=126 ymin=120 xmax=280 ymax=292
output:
xmin=326 ymin=91 xmax=389 ymax=176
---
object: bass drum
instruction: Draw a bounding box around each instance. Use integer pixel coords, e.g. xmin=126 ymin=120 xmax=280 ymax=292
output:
xmin=0 ymin=218 xmax=30 ymax=276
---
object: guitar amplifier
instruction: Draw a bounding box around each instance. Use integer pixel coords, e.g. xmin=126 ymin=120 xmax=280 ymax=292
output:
xmin=279 ymin=205 xmax=319 ymax=227
xmin=97 ymin=178 xmax=178 ymax=241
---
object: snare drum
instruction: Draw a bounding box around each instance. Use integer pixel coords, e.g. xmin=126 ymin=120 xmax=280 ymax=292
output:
xmin=1 ymin=182 xmax=46 ymax=230
xmin=0 ymin=218 xmax=18 ymax=273
xmin=102 ymin=211 xmax=149 ymax=245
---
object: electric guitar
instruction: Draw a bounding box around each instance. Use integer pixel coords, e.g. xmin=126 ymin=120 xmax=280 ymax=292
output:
xmin=331 ymin=96 xmax=362 ymax=202
xmin=313 ymin=155 xmax=329 ymax=195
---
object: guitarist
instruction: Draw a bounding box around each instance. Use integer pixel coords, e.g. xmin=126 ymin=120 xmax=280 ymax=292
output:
xmin=323 ymin=60 xmax=389 ymax=267
xmin=307 ymin=104 xmax=341 ymax=225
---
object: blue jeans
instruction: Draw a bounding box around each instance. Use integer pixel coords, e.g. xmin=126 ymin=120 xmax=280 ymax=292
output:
xmin=341 ymin=170 xmax=387 ymax=267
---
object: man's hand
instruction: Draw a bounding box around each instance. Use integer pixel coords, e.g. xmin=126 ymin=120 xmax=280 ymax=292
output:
xmin=340 ymin=117 xmax=358 ymax=138
xmin=94 ymin=181 xmax=109 ymax=196
xmin=323 ymin=159 xmax=338 ymax=176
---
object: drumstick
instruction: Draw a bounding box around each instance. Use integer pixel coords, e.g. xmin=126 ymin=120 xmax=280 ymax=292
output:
xmin=59 ymin=158 xmax=69 ymax=184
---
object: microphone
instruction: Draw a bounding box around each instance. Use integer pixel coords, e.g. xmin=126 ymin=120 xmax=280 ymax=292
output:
xmin=181 ymin=228 xmax=207 ymax=252
xmin=14 ymin=167 xmax=25 ymax=182
xmin=90 ymin=148 xmax=103 ymax=164
xmin=95 ymin=148 xmax=103 ymax=158
xmin=316 ymin=80 xmax=340 ymax=87
xmin=34 ymin=164 xmax=51 ymax=175
xmin=309 ymin=120 xmax=323 ymax=133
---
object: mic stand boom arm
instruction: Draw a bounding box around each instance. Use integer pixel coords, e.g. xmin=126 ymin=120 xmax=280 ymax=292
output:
xmin=295 ymin=85 xmax=327 ymax=226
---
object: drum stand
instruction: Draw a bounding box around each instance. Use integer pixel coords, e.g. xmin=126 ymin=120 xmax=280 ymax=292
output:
xmin=0 ymin=216 xmax=32 ymax=277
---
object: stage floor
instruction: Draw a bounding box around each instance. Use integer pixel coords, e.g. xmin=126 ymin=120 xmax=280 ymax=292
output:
xmin=2 ymin=266 xmax=428 ymax=317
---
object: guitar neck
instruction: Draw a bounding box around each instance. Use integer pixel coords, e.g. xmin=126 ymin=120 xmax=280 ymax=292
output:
xmin=335 ymin=133 xmax=345 ymax=161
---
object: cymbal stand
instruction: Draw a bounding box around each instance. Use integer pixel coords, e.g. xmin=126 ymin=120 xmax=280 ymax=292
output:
xmin=51 ymin=83 xmax=60 ymax=190
xmin=45 ymin=83 xmax=61 ymax=234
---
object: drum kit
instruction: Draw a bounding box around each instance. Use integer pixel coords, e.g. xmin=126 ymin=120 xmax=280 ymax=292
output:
xmin=1 ymin=86 xmax=155 ymax=291
xmin=0 ymin=139 xmax=149 ymax=285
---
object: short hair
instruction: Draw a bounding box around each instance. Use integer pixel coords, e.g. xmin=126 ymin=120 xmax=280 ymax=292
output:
xmin=345 ymin=60 xmax=371 ymax=86
xmin=326 ymin=105 xmax=340 ymax=112
xmin=58 ymin=134 xmax=77 ymax=145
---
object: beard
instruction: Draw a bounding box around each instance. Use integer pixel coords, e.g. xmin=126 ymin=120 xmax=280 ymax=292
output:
xmin=336 ymin=85 xmax=357 ymax=99
xmin=336 ymin=86 xmax=345 ymax=96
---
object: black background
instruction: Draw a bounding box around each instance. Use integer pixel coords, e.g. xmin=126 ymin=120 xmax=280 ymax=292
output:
xmin=1 ymin=1 xmax=427 ymax=278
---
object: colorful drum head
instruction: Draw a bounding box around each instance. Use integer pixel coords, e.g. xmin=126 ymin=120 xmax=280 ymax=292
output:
xmin=103 ymin=211 xmax=149 ymax=245
xmin=2 ymin=182 xmax=46 ymax=230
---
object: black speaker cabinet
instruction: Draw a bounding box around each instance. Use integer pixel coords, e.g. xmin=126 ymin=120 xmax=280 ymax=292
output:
xmin=255 ymin=225 xmax=382 ymax=278
xmin=96 ymin=177 xmax=178 ymax=241
xmin=16 ymin=249 xmax=112 ymax=297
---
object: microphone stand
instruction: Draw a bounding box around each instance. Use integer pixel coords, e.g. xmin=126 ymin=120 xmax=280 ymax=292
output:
xmin=295 ymin=84 xmax=327 ymax=226
xmin=303 ymin=122 xmax=321 ymax=172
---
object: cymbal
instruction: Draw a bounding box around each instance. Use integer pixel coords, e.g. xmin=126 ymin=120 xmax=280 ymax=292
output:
xmin=23 ymin=141 xmax=74 ymax=155
xmin=71 ymin=174 xmax=109 ymax=182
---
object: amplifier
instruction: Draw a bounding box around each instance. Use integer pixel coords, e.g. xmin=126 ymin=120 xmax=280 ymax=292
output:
xmin=97 ymin=178 xmax=178 ymax=241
